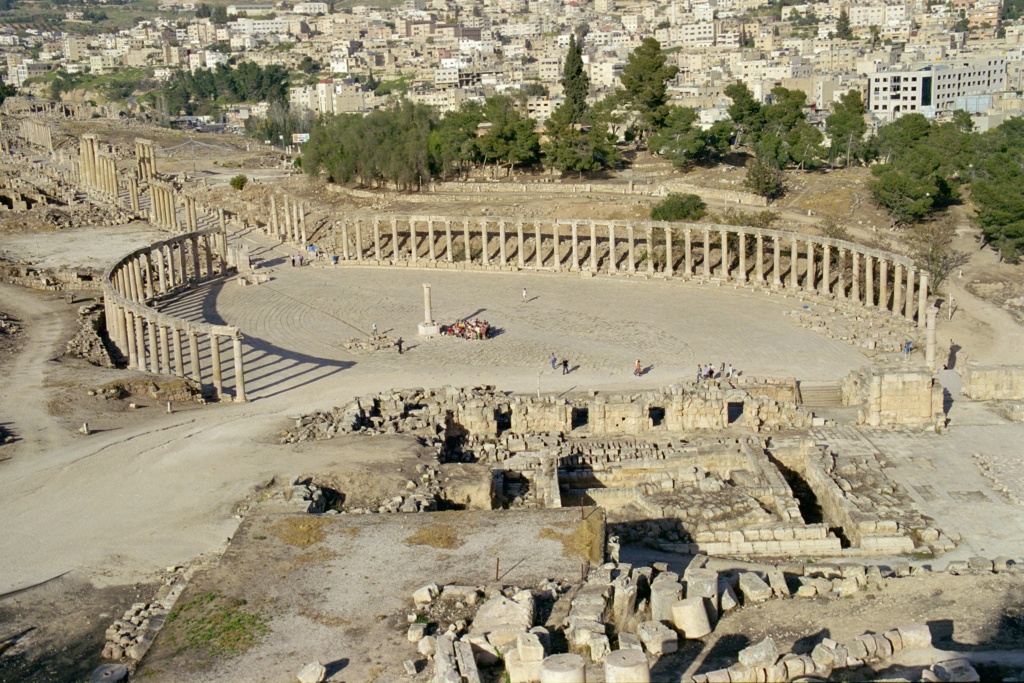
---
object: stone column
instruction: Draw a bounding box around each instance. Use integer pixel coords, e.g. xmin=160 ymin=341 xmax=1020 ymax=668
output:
xmin=536 ymin=222 xmax=544 ymax=269
xmin=879 ymin=259 xmax=889 ymax=310
xmin=282 ymin=195 xmax=292 ymax=241
xmin=865 ymin=255 xmax=874 ymax=306
xmin=188 ymin=332 xmax=201 ymax=385
xmin=210 ymin=334 xmax=223 ymax=399
xmin=125 ymin=311 xmax=138 ymax=369
xmin=551 ymin=222 xmax=559 ymax=269
xmin=132 ymin=314 xmax=146 ymax=372
xmin=445 ymin=220 xmax=453 ymax=262
xmin=805 ymin=240 xmax=815 ymax=292
xmin=627 ymin=225 xmax=635 ymax=272
xmin=772 ymin=236 xmax=781 ymax=288
xmin=270 ymin=196 xmax=278 ymax=237
xmin=391 ymin=217 xmax=399 ymax=261
xmin=480 ymin=220 xmax=488 ymax=266
xmin=570 ymin=222 xmax=579 ymax=270
xmin=836 ymin=249 xmax=846 ymax=298
xmin=821 ymin=245 xmax=831 ymax=296
xmin=852 ymin=251 xmax=861 ymax=302
xmin=926 ymin=306 xmax=937 ymax=369
xmin=517 ymin=222 xmax=525 ymax=267
xmin=918 ymin=272 xmax=929 ymax=330
xmin=756 ymin=233 xmax=765 ymax=284
xmin=664 ymin=226 xmax=673 ymax=276
xmin=233 ymin=336 xmax=247 ymax=402
xmin=191 ymin=236 xmax=200 ymax=282
xmin=608 ymin=223 xmax=616 ymax=273
xmin=142 ymin=253 xmax=154 ymax=299
xmin=203 ymin=235 xmax=213 ymax=278
xmin=738 ymin=232 xmax=747 ymax=282
xmin=341 ymin=220 xmax=350 ymax=260
xmin=374 ymin=218 xmax=382 ymax=261
xmin=172 ymin=328 xmax=184 ymax=377
xmin=499 ymin=220 xmax=507 ymax=266
xmin=423 ymin=283 xmax=433 ymax=324
xmin=355 ymin=219 xmax=364 ymax=261
xmin=129 ymin=177 xmax=139 ymax=213
xmin=720 ymin=230 xmax=729 ymax=280
xmin=684 ymin=228 xmax=693 ymax=277
xmin=159 ymin=325 xmax=170 ymax=375
xmin=893 ymin=263 xmax=903 ymax=317
xmin=905 ymin=268 xmax=915 ymax=320
xmin=703 ymin=230 xmax=711 ymax=279
xmin=589 ymin=221 xmax=598 ymax=271
xmin=299 ymin=202 xmax=307 ymax=245
xmin=428 ymin=219 xmax=436 ymax=261
xmin=789 ymin=236 xmax=799 ymax=289
xmin=178 ymin=239 xmax=187 ymax=284
xmin=410 ymin=218 xmax=418 ymax=264
xmin=462 ymin=220 xmax=471 ymax=263
xmin=646 ymin=227 xmax=654 ymax=274
xmin=147 ymin=318 xmax=159 ymax=374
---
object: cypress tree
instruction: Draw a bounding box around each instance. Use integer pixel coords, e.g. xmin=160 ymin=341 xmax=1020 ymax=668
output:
xmin=561 ymin=34 xmax=590 ymax=124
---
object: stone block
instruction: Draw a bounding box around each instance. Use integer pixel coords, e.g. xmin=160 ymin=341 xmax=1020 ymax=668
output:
xmin=617 ymin=633 xmax=643 ymax=651
xmin=539 ymin=654 xmax=586 ymax=683
xmin=455 ymin=641 xmax=482 ymax=683
xmin=738 ymin=573 xmax=772 ymax=604
xmin=671 ymin=598 xmax=712 ymax=639
xmin=650 ymin=581 xmax=682 ymax=623
xmin=296 ymin=661 xmax=326 ymax=683
xmin=517 ymin=632 xmax=545 ymax=662
xmin=408 ymin=622 xmax=427 ymax=642
xmin=968 ymin=557 xmax=994 ymax=573
xmin=505 ymin=650 xmax=543 ymax=683
xmin=719 ymin=583 xmax=739 ymax=612
xmin=636 ymin=620 xmax=678 ymax=655
xmin=895 ymin=624 xmax=932 ymax=650
xmin=604 ymin=648 xmax=650 ymax=683
xmin=766 ymin=568 xmax=790 ymax=598
xmin=589 ymin=634 xmax=611 ymax=662
xmin=932 ymin=659 xmax=981 ymax=683
xmin=739 ymin=637 xmax=779 ymax=668
xmin=413 ymin=583 xmax=440 ymax=606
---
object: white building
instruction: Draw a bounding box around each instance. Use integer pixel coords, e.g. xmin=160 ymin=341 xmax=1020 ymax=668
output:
xmin=867 ymin=56 xmax=1008 ymax=121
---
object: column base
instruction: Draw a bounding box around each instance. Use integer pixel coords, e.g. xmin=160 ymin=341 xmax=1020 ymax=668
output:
xmin=418 ymin=322 xmax=440 ymax=336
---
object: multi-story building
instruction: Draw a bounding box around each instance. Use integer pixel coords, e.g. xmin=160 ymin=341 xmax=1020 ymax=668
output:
xmin=867 ymin=56 xmax=1007 ymax=120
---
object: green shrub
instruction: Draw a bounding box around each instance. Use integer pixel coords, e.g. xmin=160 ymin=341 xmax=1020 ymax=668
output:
xmin=230 ymin=174 xmax=248 ymax=191
xmin=651 ymin=193 xmax=706 ymax=222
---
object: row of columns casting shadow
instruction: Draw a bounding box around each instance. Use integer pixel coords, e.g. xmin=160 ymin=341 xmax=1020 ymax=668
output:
xmin=101 ymin=226 xmax=250 ymax=402
xmin=327 ymin=215 xmax=929 ymax=326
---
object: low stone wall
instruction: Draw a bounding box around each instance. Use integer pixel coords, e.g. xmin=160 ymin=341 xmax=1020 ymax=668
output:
xmin=961 ymin=363 xmax=1024 ymax=400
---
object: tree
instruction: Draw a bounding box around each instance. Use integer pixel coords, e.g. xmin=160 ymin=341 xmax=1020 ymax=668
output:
xmin=561 ymin=34 xmax=589 ymax=124
xmin=428 ymin=101 xmax=483 ymax=180
xmin=0 ymin=81 xmax=14 ymax=108
xmin=196 ymin=3 xmax=211 ymax=17
xmin=836 ymin=9 xmax=854 ymax=39
xmin=744 ymin=158 xmax=783 ymax=200
xmin=477 ymin=95 xmax=540 ymax=176
xmin=869 ymin=24 xmax=881 ymax=47
xmin=651 ymin=193 xmax=706 ymax=221
xmin=619 ymin=37 xmax=678 ymax=137
xmin=212 ymin=4 xmax=228 ymax=23
xmin=649 ymin=106 xmax=733 ymax=170
xmin=724 ymin=81 xmax=763 ymax=148
xmin=230 ymin=174 xmax=248 ymax=190
xmin=786 ymin=120 xmax=825 ymax=170
xmin=825 ymin=89 xmax=867 ymax=167
xmin=904 ymin=217 xmax=969 ymax=289
xmin=542 ymin=99 xmax=620 ymax=177
xmin=816 ymin=215 xmax=849 ymax=240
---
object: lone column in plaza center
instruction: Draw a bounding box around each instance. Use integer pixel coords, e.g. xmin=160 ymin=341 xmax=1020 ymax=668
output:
xmin=419 ymin=283 xmax=440 ymax=336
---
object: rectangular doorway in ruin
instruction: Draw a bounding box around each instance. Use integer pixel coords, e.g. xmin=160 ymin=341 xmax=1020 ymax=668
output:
xmin=727 ymin=402 xmax=744 ymax=424
xmin=572 ymin=406 xmax=589 ymax=430
xmin=648 ymin=406 xmax=665 ymax=427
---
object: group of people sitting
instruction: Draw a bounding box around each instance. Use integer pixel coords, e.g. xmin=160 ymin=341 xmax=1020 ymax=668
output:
xmin=698 ymin=362 xmax=740 ymax=381
xmin=441 ymin=318 xmax=491 ymax=340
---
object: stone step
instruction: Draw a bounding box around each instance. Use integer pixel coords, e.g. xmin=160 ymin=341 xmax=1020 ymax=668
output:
xmin=798 ymin=383 xmax=843 ymax=408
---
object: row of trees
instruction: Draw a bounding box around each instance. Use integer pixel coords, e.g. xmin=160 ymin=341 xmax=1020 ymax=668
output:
xmin=159 ymin=62 xmax=289 ymax=116
xmin=868 ymin=113 xmax=1024 ymax=261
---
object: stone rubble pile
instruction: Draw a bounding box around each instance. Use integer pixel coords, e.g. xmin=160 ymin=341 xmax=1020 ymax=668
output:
xmin=65 ymin=302 xmax=116 ymax=367
xmin=786 ymin=298 xmax=918 ymax=354
xmin=101 ymin=567 xmax=191 ymax=665
xmin=278 ymin=469 xmax=444 ymax=515
xmin=407 ymin=554 xmax=1018 ymax=683
xmin=0 ymin=310 xmax=21 ymax=336
xmin=341 ymin=335 xmax=401 ymax=353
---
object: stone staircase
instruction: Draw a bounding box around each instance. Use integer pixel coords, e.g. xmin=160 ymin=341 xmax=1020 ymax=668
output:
xmin=798 ymin=382 xmax=844 ymax=408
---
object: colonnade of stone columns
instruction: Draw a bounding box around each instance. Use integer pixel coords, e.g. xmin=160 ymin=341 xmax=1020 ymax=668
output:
xmin=334 ymin=215 xmax=929 ymax=323
xmin=134 ymin=138 xmax=157 ymax=181
xmin=78 ymin=135 xmax=120 ymax=202
xmin=19 ymin=120 xmax=53 ymax=151
xmin=150 ymin=181 xmax=179 ymax=230
xmin=263 ymin=194 xmax=307 ymax=245
xmin=102 ymin=228 xmax=247 ymax=401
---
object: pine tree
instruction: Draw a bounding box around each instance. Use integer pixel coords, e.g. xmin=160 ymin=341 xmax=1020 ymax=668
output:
xmin=836 ymin=9 xmax=854 ymax=39
xmin=561 ymin=34 xmax=590 ymax=124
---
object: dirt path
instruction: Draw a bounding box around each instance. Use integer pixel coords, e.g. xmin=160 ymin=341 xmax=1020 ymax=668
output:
xmin=0 ymin=284 xmax=76 ymax=466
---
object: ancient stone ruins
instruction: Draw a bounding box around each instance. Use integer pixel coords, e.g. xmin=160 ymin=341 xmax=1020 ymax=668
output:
xmin=2 ymin=115 xmax=1023 ymax=683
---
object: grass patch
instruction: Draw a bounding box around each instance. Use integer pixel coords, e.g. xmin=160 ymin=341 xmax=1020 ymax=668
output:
xmin=538 ymin=509 xmax=604 ymax=563
xmin=405 ymin=523 xmax=464 ymax=549
xmin=268 ymin=516 xmax=327 ymax=547
xmin=164 ymin=591 xmax=269 ymax=658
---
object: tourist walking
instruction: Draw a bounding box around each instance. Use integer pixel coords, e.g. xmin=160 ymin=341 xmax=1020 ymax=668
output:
xmin=551 ymin=353 xmax=558 ymax=370
xmin=726 ymin=363 xmax=733 ymax=378
xmin=562 ymin=358 xmax=569 ymax=375
xmin=372 ymin=322 xmax=378 ymax=338
xmin=397 ymin=337 xmax=404 ymax=354
xmin=634 ymin=359 xmax=642 ymax=377
xmin=522 ymin=287 xmax=528 ymax=302
xmin=697 ymin=364 xmax=702 ymax=381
